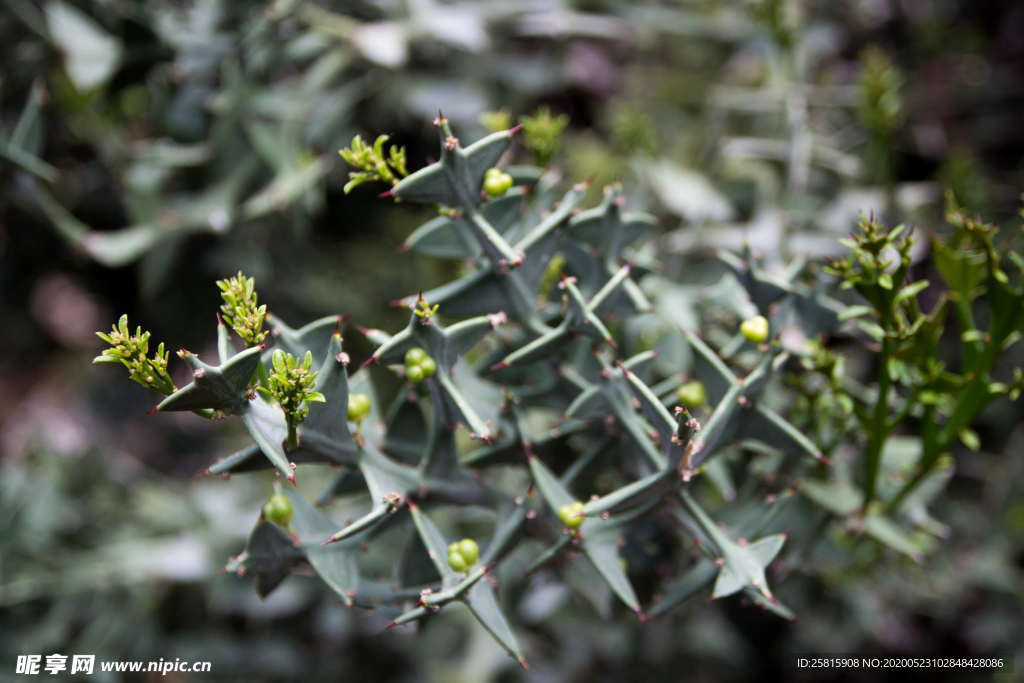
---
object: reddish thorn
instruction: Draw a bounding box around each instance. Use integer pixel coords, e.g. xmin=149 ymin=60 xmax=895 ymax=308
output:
xmin=605 ymin=337 xmax=618 ymax=349
xmin=321 ymin=537 xmax=337 ymax=547
xmin=360 ymin=356 xmax=378 ymax=369
xmin=406 ymin=501 xmax=418 ymax=511
xmin=378 ymin=189 xmax=394 ymax=199
xmin=634 ymin=607 xmax=648 ymax=622
xmin=508 ymin=123 xmax=523 ymax=135
xmin=490 ymin=360 xmax=510 ymax=371
xmin=388 ymin=299 xmax=407 ymax=308
xmin=147 ymin=406 xmax=159 ymax=415
xmin=384 ymin=621 xmax=399 ymax=631
xmin=216 ymin=312 xmax=224 ymax=326
xmin=518 ymin=657 xmax=529 ymax=670
xmin=356 ymin=326 xmax=370 ymax=335
xmin=287 ymin=474 xmax=298 ymax=487
xmin=257 ymin=343 xmax=266 ymax=351
xmin=396 ymin=242 xmax=410 ymax=253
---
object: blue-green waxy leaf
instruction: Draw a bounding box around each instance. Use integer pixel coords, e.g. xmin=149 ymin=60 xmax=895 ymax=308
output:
xmin=267 ymin=314 xmax=342 ymax=368
xmin=404 ymin=191 xmax=525 ymax=259
xmin=683 ymin=333 xmax=826 ymax=470
xmin=686 ymin=331 xmax=735 ymax=405
xmin=680 ymin=492 xmax=786 ymax=603
xmin=217 ymin=331 xmax=362 ymax=479
xmin=157 ymin=344 xmax=264 ymax=414
xmin=738 ymin=406 xmax=827 ymax=465
xmin=527 ymin=453 xmax=644 ymax=613
xmin=481 ymin=504 xmax=528 ymax=566
xmin=621 ymin=359 xmax=677 ymax=444
xmin=398 ymin=527 xmax=441 ymax=587
xmin=408 ymin=502 xmax=459 ymax=581
xmin=561 ymin=354 xmax=667 ymax=471
xmin=296 ymin=332 xmax=359 ymax=458
xmin=384 ymin=390 xmax=429 ymax=464
xmin=367 ymin=310 xmax=503 ymax=441
xmin=282 ymin=489 xmax=360 ymax=606
xmin=241 ymin=400 xmax=294 ymax=481
xmin=324 ymin=441 xmax=419 ymax=545
xmin=317 ymin=466 xmax=367 ymax=506
xmin=392 ymin=127 xmax=513 ymax=206
xmin=242 ymin=521 xmax=303 ymax=599
xmin=581 ymin=524 xmax=641 ymax=613
xmin=719 ymin=247 xmax=791 ymax=313
xmin=400 ymin=269 xmax=511 ymax=319
xmin=745 ymin=587 xmax=795 ymax=620
xmin=463 ymin=580 xmax=527 ymax=667
xmin=582 ymin=470 xmax=672 ymax=518
xmin=568 ymin=185 xmax=655 ymax=257
xmin=526 ymin=453 xmax=576 ymax=510
xmin=46 ymin=1 xmax=123 ymax=91
xmin=648 ymin=559 xmax=718 ymax=618
xmin=392 ymin=123 xmax=523 ymax=267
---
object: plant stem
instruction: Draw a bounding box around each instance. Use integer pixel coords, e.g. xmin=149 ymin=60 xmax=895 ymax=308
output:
xmin=862 ymin=336 xmax=893 ymax=510
xmin=286 ymin=421 xmax=298 ymax=451
xmin=885 ymin=402 xmax=937 ymax=513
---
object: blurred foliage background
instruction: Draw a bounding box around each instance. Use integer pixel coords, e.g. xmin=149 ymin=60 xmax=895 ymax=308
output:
xmin=2 ymin=0 xmax=1023 ymax=681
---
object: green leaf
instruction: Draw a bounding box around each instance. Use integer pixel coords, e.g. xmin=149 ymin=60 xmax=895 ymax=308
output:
xmin=45 ymin=1 xmax=123 ymax=91
xmin=242 ymin=522 xmax=303 ymax=599
xmin=404 ymin=192 xmax=525 ymax=260
xmin=463 ymin=580 xmax=527 ymax=666
xmin=282 ymin=489 xmax=361 ymax=606
xmin=408 ymin=503 xmax=458 ymax=581
xmin=157 ymin=345 xmax=263 ymax=414
xmin=933 ymin=238 xmax=985 ymax=299
xmin=648 ymin=559 xmax=717 ymax=618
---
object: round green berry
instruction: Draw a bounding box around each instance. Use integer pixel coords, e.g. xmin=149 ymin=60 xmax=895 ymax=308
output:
xmin=740 ymin=315 xmax=770 ymax=344
xmin=457 ymin=538 xmax=479 ymax=566
xmin=675 ymin=380 xmax=706 ymax=408
xmin=347 ymin=393 xmax=371 ymax=422
xmin=405 ymin=347 xmax=428 ymax=367
xmin=447 ymin=550 xmax=468 ymax=573
xmin=482 ymin=168 xmax=513 ymax=197
xmin=419 ymin=356 xmax=437 ymax=379
xmin=262 ymin=493 xmax=293 ymax=527
xmin=558 ymin=501 xmax=585 ymax=529
xmin=406 ymin=364 xmax=425 ymax=383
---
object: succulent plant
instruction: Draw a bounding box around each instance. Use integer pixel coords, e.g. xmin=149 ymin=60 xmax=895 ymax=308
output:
xmin=94 ymin=117 xmax=1023 ymax=669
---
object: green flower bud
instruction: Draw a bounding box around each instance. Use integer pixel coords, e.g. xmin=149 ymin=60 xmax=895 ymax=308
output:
xmin=482 ymin=168 xmax=513 ymax=197
xmin=407 ymin=364 xmax=425 ymax=383
xmin=740 ymin=315 xmax=770 ymax=344
xmin=558 ymin=501 xmax=585 ymax=529
xmin=262 ymin=493 xmax=293 ymax=527
xmin=675 ymin=380 xmax=706 ymax=408
xmin=457 ymin=538 xmax=479 ymax=566
xmin=447 ymin=550 xmax=468 ymax=573
xmin=347 ymin=393 xmax=371 ymax=422
xmin=405 ymin=347 xmax=428 ymax=367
